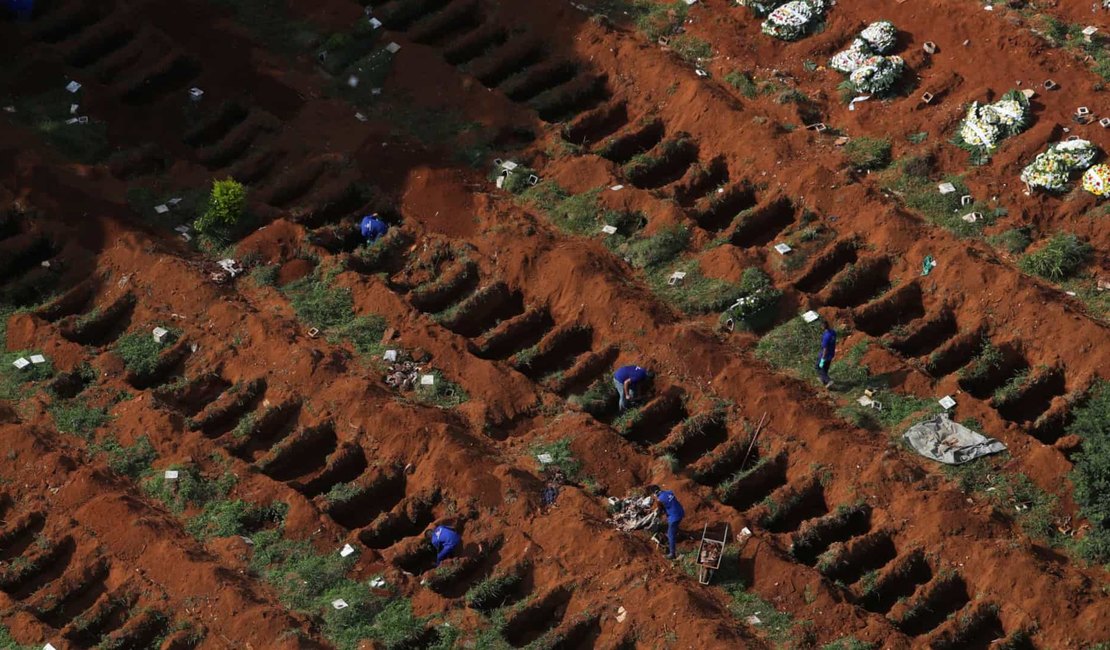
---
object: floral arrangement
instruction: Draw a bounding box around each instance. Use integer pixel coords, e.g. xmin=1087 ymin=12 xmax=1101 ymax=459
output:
xmin=848 ymin=54 xmax=905 ymax=95
xmin=761 ymin=0 xmax=829 ymax=41
xmin=1020 ymin=139 xmax=1101 ymax=192
xmin=858 ymin=21 xmax=898 ymax=53
xmin=1082 ymin=164 xmax=1109 ymax=198
xmin=953 ymin=90 xmax=1032 ymax=164
xmin=738 ymin=0 xmax=790 ymax=17
xmin=828 ymin=22 xmax=903 ymax=95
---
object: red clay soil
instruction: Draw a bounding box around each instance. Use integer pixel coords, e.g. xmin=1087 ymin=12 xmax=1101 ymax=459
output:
xmin=1 ymin=0 xmax=1109 ymax=648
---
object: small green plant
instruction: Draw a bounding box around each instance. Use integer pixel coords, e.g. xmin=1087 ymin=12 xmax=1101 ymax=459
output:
xmin=844 ymin=137 xmax=892 ymax=171
xmin=719 ymin=268 xmax=782 ymax=331
xmin=991 ymin=369 xmax=1029 ymax=406
xmin=283 ymin=269 xmax=389 ymax=359
xmin=1019 ymin=232 xmax=1092 ymax=281
xmin=906 ymin=132 xmax=928 ymax=144
xmin=670 ymin=35 xmax=712 ymax=63
xmin=531 ymin=438 xmax=582 ymax=481
xmin=958 ymin=342 xmax=1003 ymax=383
xmin=725 ymin=70 xmax=758 ymax=98
xmin=1 ymin=349 xmax=55 ymax=402
xmin=652 ymin=262 xmax=739 ymax=314
xmin=49 ymin=399 xmax=109 ymax=438
xmin=10 ymin=89 xmax=110 ymax=163
xmin=91 ymin=435 xmax=157 ymax=479
xmin=250 ymin=264 xmax=280 ymax=287
xmin=186 ymin=499 xmax=287 ymax=539
xmin=619 ymin=225 xmax=690 ymax=269
xmin=821 ymin=638 xmax=875 ymax=650
xmin=465 ymin=568 xmax=526 ymax=611
xmin=1069 ymin=381 xmax=1110 ymax=562
xmin=988 ymin=228 xmax=1032 ymax=255
xmin=413 ymin=370 xmax=468 ymax=409
xmin=194 ymin=178 xmax=247 ymax=239
xmin=142 ymin=463 xmax=237 ymax=513
xmin=114 ymin=330 xmax=175 ymax=377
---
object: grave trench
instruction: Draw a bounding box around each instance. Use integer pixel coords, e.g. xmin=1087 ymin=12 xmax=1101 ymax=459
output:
xmin=33 ymin=558 xmax=110 ymax=628
xmin=228 ymin=149 xmax=283 ymax=185
xmin=501 ymin=586 xmax=572 ymax=647
xmin=306 ymin=223 xmax=367 ymax=254
xmin=126 ymin=339 xmax=191 ymax=390
xmin=794 ymin=239 xmax=859 ymax=293
xmin=996 ymin=367 xmax=1066 ymax=424
xmin=548 ymin=614 xmax=602 ymax=650
xmin=34 ymin=279 xmax=96 ymax=322
xmin=346 ymin=229 xmax=414 ymax=276
xmin=292 ymin=443 xmax=368 ymax=498
xmin=63 ymin=19 xmax=135 ymax=67
xmin=857 ymin=550 xmax=931 ymax=614
xmin=621 ymin=389 xmax=687 ymax=445
xmin=391 ymin=538 xmax=439 ymax=575
xmin=59 ymin=293 xmax=136 ymax=346
xmin=470 ymin=307 xmax=554 ymax=360
xmin=182 ymin=102 xmax=250 ymax=147
xmin=226 ymin=400 xmax=303 ymax=462
xmin=409 ymin=259 xmax=481 ymax=313
xmin=888 ymin=310 xmax=957 ymax=358
xmin=0 ymin=264 xmax=61 ymax=308
xmin=407 ymin=0 xmax=483 ymax=46
xmin=657 ymin=411 xmax=728 ymax=467
xmin=853 ymin=282 xmax=925 ymax=336
xmin=191 ymin=378 xmax=267 ymax=438
xmin=895 ymin=573 xmax=970 ymax=636
xmin=958 ymin=345 xmax=1028 ymax=399
xmin=196 ymin=111 xmax=279 ymax=169
xmin=442 ymin=24 xmax=508 ymax=65
xmin=514 ymin=324 xmax=593 ymax=379
xmin=760 ymin=479 xmax=828 ymax=533
xmin=547 ymin=343 xmax=618 ymax=396
xmin=597 ymin=118 xmax=666 ymax=164
xmin=689 ymin=435 xmax=760 ymax=487
xmin=0 ymin=234 xmax=57 ymax=279
xmin=357 ymin=492 xmax=440 ymax=549
xmin=821 ymin=257 xmax=892 ymax=308
xmin=64 ymin=590 xmax=135 ymax=645
xmin=562 ymin=100 xmax=628 ymax=146
xmin=2 ymin=536 xmax=76 ymax=600
xmin=500 ymin=60 xmax=579 ymax=103
xmin=375 ymin=0 xmax=453 ymax=31
xmin=1029 ymin=397 xmax=1076 ymax=445
xmin=789 ymin=503 xmax=871 ymax=565
xmin=32 ymin=0 xmax=105 ymax=43
xmin=326 ymin=468 xmax=407 ymax=530
xmin=531 ymin=74 xmax=610 ymax=123
xmin=292 ymin=180 xmax=373 ymax=229
xmin=90 ymin=27 xmax=162 ymax=83
xmin=672 ymin=156 xmax=730 ymax=207
xmin=470 ymin=38 xmax=547 ymax=88
xmin=925 ymin=329 xmax=984 ymax=377
xmin=820 ymin=531 xmax=897 ymax=585
xmin=624 ymin=137 xmax=699 ymax=189
xmin=0 ymin=211 xmax=23 ymax=241
xmin=258 ymin=158 xmax=331 ymax=208
xmin=118 ymin=54 xmax=201 ymax=105
xmin=729 ymin=197 xmax=797 ymax=248
xmin=691 ymin=182 xmax=757 ymax=232
xmin=424 ymin=540 xmax=502 ymax=597
xmin=439 ymin=283 xmax=524 ymax=337
xmin=257 ymin=422 xmax=338 ymax=482
xmin=719 ymin=452 xmax=788 ymax=510
xmin=100 ymin=608 xmax=169 ymax=650
xmin=151 ymin=373 xmax=232 ymax=416
xmin=467 ymin=563 xmax=532 ymax=613
xmin=108 ymin=143 xmax=168 ymax=179
xmin=930 ymin=604 xmax=1005 ymax=650
xmin=0 ymin=511 xmax=47 ymax=562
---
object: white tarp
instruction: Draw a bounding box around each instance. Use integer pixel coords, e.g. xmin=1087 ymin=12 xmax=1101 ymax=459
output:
xmin=903 ymin=414 xmax=1006 ymax=465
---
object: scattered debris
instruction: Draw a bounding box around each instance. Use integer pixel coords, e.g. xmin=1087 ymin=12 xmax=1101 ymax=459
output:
xmin=903 ymin=413 xmax=1006 ymax=465
xmin=209 ymin=258 xmax=244 ymax=284
xmin=385 ymin=357 xmax=423 ymax=391
xmin=921 ymin=255 xmax=937 ymax=276
xmin=606 ymin=494 xmax=657 ymax=532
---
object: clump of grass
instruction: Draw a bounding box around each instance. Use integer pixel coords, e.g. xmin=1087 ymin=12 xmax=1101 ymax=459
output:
xmin=186 ymin=499 xmax=287 ymax=539
xmin=719 ymin=268 xmax=782 ymax=331
xmin=208 ymin=0 xmax=318 ymax=56
xmin=283 ymin=269 xmax=388 ymax=359
xmin=413 ymin=370 xmax=468 ymax=409
xmin=880 ymin=155 xmax=999 ymax=237
xmin=142 ymin=462 xmax=237 ymax=513
xmin=725 ymin=70 xmax=758 ymax=98
xmin=991 ymin=369 xmax=1029 ymax=407
xmin=465 ymin=567 xmax=526 ymax=611
xmin=10 ymin=88 xmax=109 ymax=163
xmin=651 ymin=261 xmax=739 ymax=314
xmin=619 ymin=225 xmax=690 ymax=269
xmin=631 ymin=0 xmax=689 ymax=41
xmin=49 ymin=399 xmax=109 ymax=438
xmin=531 ymin=438 xmax=582 ymax=481
xmin=822 ymin=637 xmax=875 ymax=650
xmin=1 ymin=349 xmax=55 ymax=402
xmin=90 ymin=435 xmax=157 ymax=479
xmin=114 ymin=330 xmax=177 ymax=377
xmin=1019 ymin=232 xmax=1091 ymax=282
xmin=839 ymin=390 xmax=936 ymax=431
xmin=670 ymin=35 xmax=711 ymax=64
xmin=988 ymin=227 xmax=1032 ymax=255
xmin=1068 ymin=381 xmax=1110 ymax=562
xmin=958 ymin=342 xmax=1003 ymax=383
xmin=568 ymin=376 xmax=615 ymax=417
xmin=844 ymin=137 xmax=892 ymax=171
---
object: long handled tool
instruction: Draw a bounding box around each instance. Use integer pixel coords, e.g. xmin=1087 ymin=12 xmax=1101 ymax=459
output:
xmin=739 ymin=411 xmax=768 ymax=471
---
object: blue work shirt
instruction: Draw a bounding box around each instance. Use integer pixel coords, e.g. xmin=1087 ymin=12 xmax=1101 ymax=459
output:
xmin=614 ymin=365 xmax=648 ymax=384
xmin=820 ymin=329 xmax=837 ymax=361
xmin=430 ymin=525 xmax=460 ymax=565
xmin=360 ymin=215 xmax=389 ymax=241
xmin=6 ymin=0 xmax=33 ymax=19
xmin=657 ymin=490 xmax=684 ymax=521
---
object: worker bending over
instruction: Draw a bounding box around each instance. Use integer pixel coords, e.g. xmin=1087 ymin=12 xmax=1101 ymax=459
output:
xmin=613 ymin=364 xmax=653 ymax=411
xmin=649 ymin=485 xmax=685 ymax=560
xmin=428 ymin=524 xmax=460 ymax=566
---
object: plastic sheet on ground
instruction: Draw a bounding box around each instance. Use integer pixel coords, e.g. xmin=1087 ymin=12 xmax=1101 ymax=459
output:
xmin=903 ymin=414 xmax=1006 ymax=465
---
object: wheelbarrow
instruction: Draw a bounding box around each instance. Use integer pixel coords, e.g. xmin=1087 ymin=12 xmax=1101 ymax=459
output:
xmin=696 ymin=523 xmax=729 ymax=585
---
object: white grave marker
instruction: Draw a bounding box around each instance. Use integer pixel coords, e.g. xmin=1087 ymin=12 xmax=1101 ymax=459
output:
xmin=668 ymin=271 xmax=687 ymax=286
xmin=1100 ymin=117 xmax=1110 ymax=128
xmin=501 ymin=160 xmax=518 ymax=171
xmin=12 ymin=357 xmax=30 ymax=370
xmin=188 ymin=87 xmax=204 ymax=101
xmin=695 ymin=69 xmax=708 ymax=77
xmin=385 ymin=42 xmax=401 ymax=53
xmin=961 ymin=212 xmax=981 ymax=223
xmin=355 ymin=112 xmax=368 ymax=122
xmin=69 ymin=103 xmax=78 ymax=114
xmin=30 ymin=355 xmax=46 ymax=364
xmin=383 ymin=349 xmax=398 ymax=362
xmin=154 ymin=204 xmax=169 ymax=214
xmin=601 ymin=225 xmax=618 ymax=235
xmin=1077 ymin=106 xmax=1090 ymax=116
xmin=420 ymin=374 xmax=435 ymax=386
xmin=609 ymin=184 xmax=624 ymax=191
xmin=153 ymin=327 xmax=170 ymax=343
xmin=960 ymin=195 xmax=973 ymax=206
xmin=332 ymin=599 xmax=349 ymax=610
xmin=164 ymin=470 xmax=179 ymax=479
xmin=369 ymin=17 xmax=382 ymax=28
xmin=167 ymin=197 xmax=182 ymax=205
xmin=773 ymin=243 xmax=792 ymax=255
xmin=938 ymin=395 xmax=956 ymax=410
xmin=347 ymin=75 xmax=359 ymax=88
xmin=537 ymin=453 xmax=554 ymax=464
xmin=937 ymin=182 xmax=956 ymax=194
xmin=801 ymin=310 xmax=820 ymax=323
xmin=66 ymin=81 xmax=81 ymax=93
xmin=45 ymin=644 xmax=58 ymax=650
xmin=340 ymin=543 xmax=356 ymax=557
xmin=923 ymin=41 xmax=937 ymax=54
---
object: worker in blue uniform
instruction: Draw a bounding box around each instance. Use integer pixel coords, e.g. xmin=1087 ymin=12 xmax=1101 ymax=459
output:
xmin=359 ymin=213 xmax=389 ymax=243
xmin=613 ymin=364 xmax=653 ymax=411
xmin=816 ymin=319 xmax=837 ymax=389
xmin=649 ymin=485 xmax=685 ymax=560
xmin=428 ymin=524 xmax=460 ymax=566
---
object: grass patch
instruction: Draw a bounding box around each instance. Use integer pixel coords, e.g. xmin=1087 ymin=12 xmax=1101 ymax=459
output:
xmin=465 ymin=567 xmax=527 ymax=611
xmin=880 ymin=155 xmax=999 ymax=237
xmin=0 ymin=348 xmax=54 ymax=402
xmin=209 ymin=0 xmax=318 ymax=56
xmin=1034 ymin=15 xmax=1110 ymax=81
xmin=142 ymin=462 xmax=237 ymax=513
xmin=90 ymin=435 xmax=157 ymax=479
xmin=0 ymin=626 xmax=34 ymax=650
xmin=186 ymin=499 xmax=287 ymax=540
xmin=49 ymin=399 xmax=109 ymax=438
xmin=988 ymin=227 xmax=1032 ymax=255
xmin=531 ymin=438 xmax=582 ymax=481
xmin=125 ymin=186 xmax=206 ymax=231
xmin=618 ymin=224 xmax=690 ymax=269
xmin=283 ymin=268 xmax=389 ymax=359
xmin=755 ymin=319 xmax=870 ymax=392
xmin=822 ymin=637 xmax=875 ymax=650
xmin=8 ymin=88 xmax=109 ymax=163
xmin=1019 ymin=232 xmax=1092 ymax=282
xmin=114 ymin=330 xmax=177 ymax=376
xmin=943 ymin=456 xmax=1060 ymax=543
xmin=650 ymin=261 xmax=739 ymax=314
xmin=725 ymin=70 xmax=759 ymax=98
xmin=839 ymin=390 xmax=936 ymax=431
xmin=844 ymin=137 xmax=892 ymax=171
xmin=719 ymin=268 xmax=782 ymax=331
xmin=1068 ymin=381 xmax=1110 ymax=562
xmin=413 ymin=370 xmax=468 ymax=409
xmin=957 ymin=341 xmax=1002 ymax=384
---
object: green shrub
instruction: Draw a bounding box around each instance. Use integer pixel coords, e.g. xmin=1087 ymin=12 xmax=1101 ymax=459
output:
xmin=725 ymin=70 xmax=758 ymax=98
xmin=620 ymin=225 xmax=690 ymax=269
xmin=988 ymin=228 xmax=1032 ymax=254
xmin=844 ymin=137 xmax=892 ymax=171
xmin=91 ymin=435 xmax=157 ymax=479
xmin=195 ymin=178 xmax=247 ymax=238
xmin=1019 ymin=232 xmax=1092 ymax=281
xmin=186 ymin=499 xmax=287 ymax=539
xmin=142 ymin=463 xmax=236 ymax=513
xmin=1069 ymin=381 xmax=1110 ymax=562
xmin=49 ymin=400 xmax=109 ymax=438
xmin=114 ymin=330 xmax=175 ymax=376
